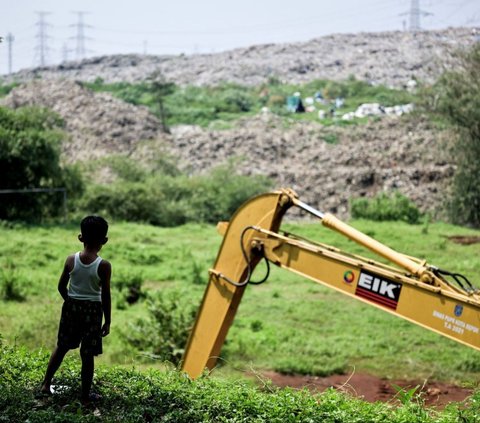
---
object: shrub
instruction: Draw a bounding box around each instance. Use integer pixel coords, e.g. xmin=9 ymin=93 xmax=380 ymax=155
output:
xmin=350 ymin=192 xmax=422 ymax=224
xmin=0 ymin=106 xmax=84 ymax=222
xmin=81 ymin=158 xmax=273 ymax=226
xmin=124 ymin=289 xmax=197 ymax=364
xmin=421 ymin=43 xmax=480 ymax=227
xmin=0 ymin=261 xmax=25 ymax=302
xmin=115 ymin=270 xmax=146 ymax=305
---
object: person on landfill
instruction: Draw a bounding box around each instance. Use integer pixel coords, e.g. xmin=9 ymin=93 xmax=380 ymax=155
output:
xmin=39 ymin=215 xmax=112 ymax=407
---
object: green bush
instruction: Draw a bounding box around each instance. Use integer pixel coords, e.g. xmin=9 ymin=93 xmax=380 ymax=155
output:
xmin=421 ymin=44 xmax=480 ymax=227
xmin=0 ymin=261 xmax=25 ymax=302
xmin=115 ymin=270 xmax=146 ymax=306
xmin=0 ymin=82 xmax=19 ymax=97
xmin=81 ymin=159 xmax=272 ymax=226
xmin=124 ymin=289 xmax=197 ymax=364
xmin=0 ymin=106 xmax=84 ymax=222
xmin=350 ymin=192 xmax=422 ymax=224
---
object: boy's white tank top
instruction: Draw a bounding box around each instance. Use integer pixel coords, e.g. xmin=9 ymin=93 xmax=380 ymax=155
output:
xmin=68 ymin=252 xmax=102 ymax=302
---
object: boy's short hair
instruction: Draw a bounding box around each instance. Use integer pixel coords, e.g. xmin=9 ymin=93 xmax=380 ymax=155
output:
xmin=81 ymin=216 xmax=109 ymax=244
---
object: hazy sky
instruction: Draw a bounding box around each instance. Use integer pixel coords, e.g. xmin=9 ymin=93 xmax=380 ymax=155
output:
xmin=1 ymin=0 xmax=479 ymax=74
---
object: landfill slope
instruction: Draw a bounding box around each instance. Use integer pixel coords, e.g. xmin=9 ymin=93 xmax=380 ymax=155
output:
xmin=6 ymin=27 xmax=479 ymax=89
xmin=1 ymin=79 xmax=453 ymax=218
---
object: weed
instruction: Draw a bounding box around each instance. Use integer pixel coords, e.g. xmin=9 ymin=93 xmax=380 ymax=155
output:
xmin=250 ymin=320 xmax=263 ymax=332
xmin=392 ymin=384 xmax=422 ymax=405
xmin=190 ymin=259 xmax=205 ymax=285
xmin=322 ymin=133 xmax=338 ymax=144
xmin=124 ymin=289 xmax=197 ymax=364
xmin=0 ymin=261 xmax=26 ymax=302
xmin=115 ymin=270 xmax=145 ymax=305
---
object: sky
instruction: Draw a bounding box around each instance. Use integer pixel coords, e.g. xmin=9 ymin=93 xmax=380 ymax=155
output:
xmin=1 ymin=0 xmax=479 ymax=75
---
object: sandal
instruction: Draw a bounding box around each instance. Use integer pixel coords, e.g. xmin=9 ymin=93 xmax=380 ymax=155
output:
xmin=81 ymin=392 xmax=102 ymax=407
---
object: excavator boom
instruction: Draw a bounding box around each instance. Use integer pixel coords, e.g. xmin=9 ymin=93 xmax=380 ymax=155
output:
xmin=181 ymin=189 xmax=480 ymax=379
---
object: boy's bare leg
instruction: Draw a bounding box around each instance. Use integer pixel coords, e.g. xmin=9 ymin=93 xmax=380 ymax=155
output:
xmin=41 ymin=346 xmax=69 ymax=393
xmin=80 ymin=350 xmax=95 ymax=403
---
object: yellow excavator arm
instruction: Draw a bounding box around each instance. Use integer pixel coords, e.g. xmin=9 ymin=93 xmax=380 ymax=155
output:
xmin=181 ymin=189 xmax=480 ymax=379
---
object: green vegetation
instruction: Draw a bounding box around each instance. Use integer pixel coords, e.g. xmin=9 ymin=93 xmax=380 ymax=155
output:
xmin=1 ymin=220 xmax=480 ymax=420
xmin=5 ymin=342 xmax=479 ymax=422
xmin=123 ymin=289 xmax=197 ymax=364
xmin=0 ymin=106 xmax=84 ymax=222
xmin=1 ymin=219 xmax=480 ymax=382
xmin=86 ymin=76 xmax=416 ymax=128
xmin=81 ymin=157 xmax=273 ymax=226
xmin=0 ymin=81 xmax=18 ymax=97
xmin=0 ymin=106 xmax=272 ymax=224
xmin=422 ymin=43 xmax=480 ymax=227
xmin=350 ymin=192 xmax=422 ymax=224
xmin=148 ymin=71 xmax=176 ymax=133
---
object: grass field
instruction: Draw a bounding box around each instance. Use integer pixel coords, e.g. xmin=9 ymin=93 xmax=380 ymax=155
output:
xmin=1 ymin=217 xmax=480 ymax=386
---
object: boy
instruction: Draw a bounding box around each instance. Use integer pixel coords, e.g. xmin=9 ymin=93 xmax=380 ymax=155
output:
xmin=40 ymin=215 xmax=112 ymax=406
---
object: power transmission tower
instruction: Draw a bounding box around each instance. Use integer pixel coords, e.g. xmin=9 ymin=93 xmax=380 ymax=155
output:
xmin=62 ymin=43 xmax=70 ymax=63
xmin=403 ymin=0 xmax=432 ymax=32
xmin=6 ymin=33 xmax=14 ymax=74
xmin=71 ymin=11 xmax=92 ymax=61
xmin=34 ymin=11 xmax=52 ymax=67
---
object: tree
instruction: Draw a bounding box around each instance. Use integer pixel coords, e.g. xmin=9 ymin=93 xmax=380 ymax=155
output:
xmin=0 ymin=106 xmax=83 ymax=221
xmin=426 ymin=43 xmax=480 ymax=226
xmin=148 ymin=70 xmax=175 ymax=134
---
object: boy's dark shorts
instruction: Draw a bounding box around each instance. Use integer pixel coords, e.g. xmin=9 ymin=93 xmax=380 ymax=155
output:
xmin=57 ymin=297 xmax=103 ymax=356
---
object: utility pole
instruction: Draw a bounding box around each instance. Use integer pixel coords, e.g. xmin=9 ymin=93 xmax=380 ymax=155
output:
xmin=71 ymin=11 xmax=91 ymax=61
xmin=6 ymin=33 xmax=14 ymax=74
xmin=34 ymin=11 xmax=51 ymax=67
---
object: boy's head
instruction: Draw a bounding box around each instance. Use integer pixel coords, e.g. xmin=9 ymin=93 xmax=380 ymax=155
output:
xmin=79 ymin=215 xmax=109 ymax=246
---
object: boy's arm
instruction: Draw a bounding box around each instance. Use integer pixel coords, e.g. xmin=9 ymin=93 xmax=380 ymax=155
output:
xmin=99 ymin=260 xmax=112 ymax=337
xmin=58 ymin=255 xmax=74 ymax=301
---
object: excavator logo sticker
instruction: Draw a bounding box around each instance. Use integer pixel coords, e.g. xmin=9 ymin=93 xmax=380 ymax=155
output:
xmin=355 ymin=271 xmax=402 ymax=310
xmin=454 ymin=305 xmax=463 ymax=317
xmin=343 ymin=270 xmax=355 ymax=284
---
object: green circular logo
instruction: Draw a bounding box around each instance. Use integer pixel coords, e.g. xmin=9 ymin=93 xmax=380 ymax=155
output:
xmin=343 ymin=270 xmax=355 ymax=284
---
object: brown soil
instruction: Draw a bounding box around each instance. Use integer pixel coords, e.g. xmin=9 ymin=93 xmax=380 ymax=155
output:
xmin=260 ymin=371 xmax=472 ymax=408
xmin=447 ymin=235 xmax=480 ymax=245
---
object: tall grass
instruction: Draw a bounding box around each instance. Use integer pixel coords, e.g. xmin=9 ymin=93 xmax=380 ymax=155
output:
xmin=1 ymin=219 xmax=480 ymax=384
xmin=2 ymin=218 xmax=480 ymax=419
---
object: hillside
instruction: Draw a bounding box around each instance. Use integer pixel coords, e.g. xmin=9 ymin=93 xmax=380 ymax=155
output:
xmin=6 ymin=27 xmax=479 ymax=88
xmin=1 ymin=78 xmax=453 ymax=218
xmin=2 ymin=27 xmax=474 ymax=217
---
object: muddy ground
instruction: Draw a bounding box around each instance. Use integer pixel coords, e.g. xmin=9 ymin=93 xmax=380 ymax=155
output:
xmin=260 ymin=371 xmax=473 ymax=408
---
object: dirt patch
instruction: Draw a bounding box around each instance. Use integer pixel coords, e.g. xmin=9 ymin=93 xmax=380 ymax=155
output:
xmin=260 ymin=371 xmax=472 ymax=408
xmin=447 ymin=235 xmax=480 ymax=245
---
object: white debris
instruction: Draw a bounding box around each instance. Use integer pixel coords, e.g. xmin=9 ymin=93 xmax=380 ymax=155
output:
xmin=342 ymin=103 xmax=414 ymax=120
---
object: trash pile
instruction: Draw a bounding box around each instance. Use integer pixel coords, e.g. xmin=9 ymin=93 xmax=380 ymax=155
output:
xmin=284 ymin=90 xmax=414 ymax=121
xmin=0 ymin=79 xmax=164 ymax=162
xmin=5 ymin=28 xmax=477 ymax=90
xmin=0 ymin=79 xmax=453 ymax=220
xmin=341 ymin=103 xmax=414 ymax=120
